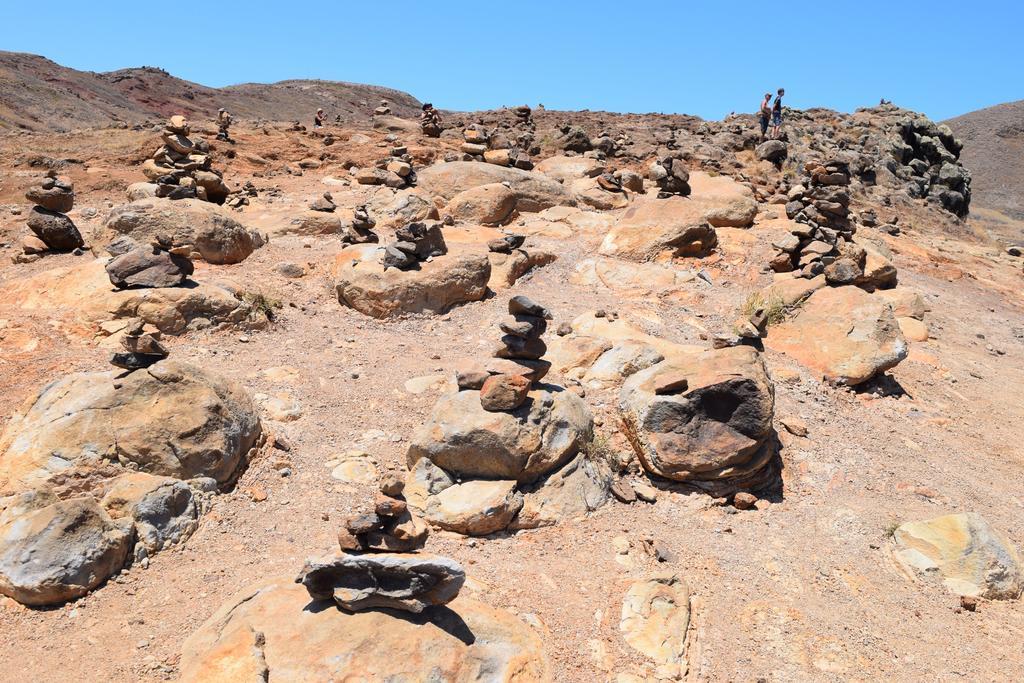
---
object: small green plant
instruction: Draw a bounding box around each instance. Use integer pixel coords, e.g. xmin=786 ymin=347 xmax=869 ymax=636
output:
xmin=884 ymin=520 xmax=901 ymax=539
xmin=242 ymin=291 xmax=282 ymax=322
xmin=580 ymin=433 xmax=614 ymax=464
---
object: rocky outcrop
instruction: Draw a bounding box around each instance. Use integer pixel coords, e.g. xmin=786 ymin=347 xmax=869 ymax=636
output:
xmin=600 ymin=196 xmax=718 ymax=261
xmin=620 ymin=345 xmax=778 ymax=496
xmin=103 ymin=198 xmax=258 ymax=264
xmin=333 ymin=243 xmax=490 ymax=318
xmin=766 ymin=285 xmax=908 ymax=385
xmin=418 ymin=161 xmax=575 ymax=213
xmin=179 ymin=578 xmax=551 ymax=682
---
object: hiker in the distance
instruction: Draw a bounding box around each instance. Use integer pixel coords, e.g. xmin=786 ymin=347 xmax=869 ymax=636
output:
xmin=758 ymin=92 xmax=772 ymax=140
xmin=770 ymin=88 xmax=785 ymax=139
xmin=314 ymin=108 xmax=325 ymax=129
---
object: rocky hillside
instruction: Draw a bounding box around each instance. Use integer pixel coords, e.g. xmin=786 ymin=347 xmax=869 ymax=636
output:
xmin=945 ymin=99 xmax=1024 ymax=220
xmin=0 ymin=51 xmax=421 ymax=132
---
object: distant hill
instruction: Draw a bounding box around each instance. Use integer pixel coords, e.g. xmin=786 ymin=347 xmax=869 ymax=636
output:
xmin=945 ymin=100 xmax=1024 ymax=220
xmin=0 ymin=51 xmax=421 ymax=132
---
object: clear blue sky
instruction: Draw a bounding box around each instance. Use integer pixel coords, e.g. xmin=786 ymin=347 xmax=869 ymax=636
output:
xmin=1 ymin=1 xmax=1019 ymax=121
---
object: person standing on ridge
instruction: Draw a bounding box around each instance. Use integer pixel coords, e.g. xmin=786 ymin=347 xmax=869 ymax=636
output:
xmin=758 ymin=92 xmax=772 ymax=140
xmin=770 ymin=88 xmax=785 ymax=140
xmin=314 ymin=108 xmax=325 ymax=129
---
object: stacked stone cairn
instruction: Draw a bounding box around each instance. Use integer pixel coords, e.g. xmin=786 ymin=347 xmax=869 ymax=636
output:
xmin=777 ymin=158 xmax=876 ymax=284
xmin=110 ymin=318 xmax=169 ymax=371
xmin=341 ymin=204 xmax=379 ymax=245
xmin=456 ymin=296 xmax=553 ymax=412
xmin=296 ymin=474 xmax=465 ymax=614
xmin=890 ymin=117 xmax=971 ymax=217
xmin=420 ymin=105 xmax=443 ymax=138
xmin=373 ymin=99 xmax=392 ymax=116
xmin=22 ymin=171 xmax=84 ymax=255
xmin=648 ymin=154 xmax=692 ymax=198
xmin=105 ymin=233 xmax=194 ymax=289
xmin=460 ymin=125 xmax=534 ymax=170
xmin=309 ymin=192 xmax=336 ymax=212
xmin=354 ymin=145 xmax=415 ymax=188
xmin=142 ymin=116 xmax=231 ymax=204
xmin=513 ymin=104 xmax=533 ymax=127
xmin=381 ymin=221 xmax=447 ymax=270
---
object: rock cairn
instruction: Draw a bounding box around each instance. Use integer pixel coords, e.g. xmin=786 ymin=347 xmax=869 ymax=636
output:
xmin=296 ymin=475 xmax=465 ymax=614
xmin=341 ymin=204 xmax=379 ymax=245
xmin=373 ymin=99 xmax=391 ymax=116
xmin=460 ymin=125 xmax=534 ymax=170
xmin=354 ymin=145 xmax=415 ymax=188
xmin=105 ymin=234 xmax=194 ymax=289
xmin=776 ymin=159 xmax=860 ymax=280
xmin=110 ymin=318 xmax=169 ymax=371
xmin=513 ymin=104 xmax=533 ymax=127
xmin=337 ymin=475 xmax=429 ymax=553
xmin=648 ymin=154 xmax=692 ymax=198
xmin=420 ymin=104 xmax=443 ymax=138
xmin=453 ymin=296 xmax=553 ymax=412
xmin=381 ymin=221 xmax=447 ymax=270
xmin=22 ymin=171 xmax=84 ymax=255
xmin=890 ymin=117 xmax=971 ymax=217
xmin=142 ymin=116 xmax=231 ymax=204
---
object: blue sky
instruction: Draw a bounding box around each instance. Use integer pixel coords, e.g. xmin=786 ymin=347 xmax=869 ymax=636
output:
xmin=1 ymin=1 xmax=1019 ymax=121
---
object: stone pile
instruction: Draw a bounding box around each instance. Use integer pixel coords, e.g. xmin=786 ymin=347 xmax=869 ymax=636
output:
xmin=22 ymin=171 xmax=84 ymax=255
xmin=341 ymin=204 xmax=379 ymax=245
xmin=309 ymin=192 xmax=335 ymax=212
xmin=890 ymin=117 xmax=971 ymax=217
xmin=774 ymin=158 xmax=893 ymax=287
xmin=354 ymin=147 xmax=416 ymax=188
xmin=296 ymin=474 xmax=465 ymax=614
xmin=648 ymin=154 xmax=692 ymax=197
xmin=461 ymin=296 xmax=553 ymax=412
xmin=142 ymin=116 xmax=231 ymax=204
xmin=373 ymin=99 xmax=391 ymax=116
xmin=513 ymin=104 xmax=533 ymax=127
xmin=420 ymin=104 xmax=443 ymax=137
xmin=460 ymin=125 xmax=534 ymax=170
xmin=381 ymin=221 xmax=447 ymax=270
xmin=105 ymin=234 xmax=195 ymax=289
xmin=110 ymin=318 xmax=169 ymax=371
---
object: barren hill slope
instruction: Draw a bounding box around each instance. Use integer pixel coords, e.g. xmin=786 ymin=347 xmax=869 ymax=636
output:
xmin=945 ymin=99 xmax=1024 ymax=220
xmin=0 ymin=51 xmax=421 ymax=132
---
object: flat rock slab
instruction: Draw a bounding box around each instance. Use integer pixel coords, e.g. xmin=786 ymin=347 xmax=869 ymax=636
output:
xmin=766 ymin=285 xmax=908 ymax=385
xmin=893 ymin=512 xmax=1023 ymax=600
xmin=179 ymin=577 xmax=550 ymax=682
xmin=297 ymin=552 xmax=465 ymax=613
xmin=620 ymin=573 xmax=691 ymax=668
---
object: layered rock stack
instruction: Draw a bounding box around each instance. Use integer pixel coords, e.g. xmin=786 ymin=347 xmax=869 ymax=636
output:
xmin=142 ymin=116 xmax=231 ymax=204
xmin=296 ymin=476 xmax=465 ymax=614
xmin=420 ymin=105 xmax=443 ymax=138
xmin=373 ymin=99 xmax=391 ymax=116
xmin=110 ymin=318 xmax=169 ymax=371
xmin=465 ymin=296 xmax=553 ymax=412
xmin=354 ymin=146 xmax=415 ymax=188
xmin=649 ymin=154 xmax=692 ymax=197
xmin=513 ymin=104 xmax=533 ymax=127
xmin=341 ymin=204 xmax=379 ymax=245
xmin=22 ymin=171 xmax=84 ymax=255
xmin=460 ymin=125 xmax=534 ymax=170
xmin=105 ymin=234 xmax=195 ymax=289
xmin=890 ymin=117 xmax=971 ymax=217
xmin=381 ymin=221 xmax=447 ymax=270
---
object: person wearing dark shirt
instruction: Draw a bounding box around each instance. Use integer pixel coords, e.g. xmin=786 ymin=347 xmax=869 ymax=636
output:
xmin=770 ymin=88 xmax=785 ymax=139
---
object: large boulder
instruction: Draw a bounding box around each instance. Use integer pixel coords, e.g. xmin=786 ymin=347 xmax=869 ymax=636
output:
xmin=620 ymin=346 xmax=778 ymax=496
xmin=534 ymin=155 xmax=604 ymax=184
xmin=893 ymin=513 xmax=1022 ymax=600
xmin=0 ymin=360 xmax=261 ymax=493
xmin=447 ymin=183 xmax=517 ymax=225
xmin=510 ymin=453 xmax=611 ymax=530
xmin=0 ymin=259 xmax=250 ymax=336
xmin=417 ymin=479 xmax=524 ymax=536
xmin=26 ymin=207 xmax=84 ymax=251
xmin=333 ymin=244 xmax=490 ymax=318
xmin=179 ymin=578 xmax=551 ymax=682
xmin=600 ymin=196 xmax=718 ymax=261
xmin=0 ymin=493 xmax=131 ymax=606
xmin=765 ymin=286 xmax=908 ymax=385
xmin=103 ymin=198 xmax=257 ymax=264
xmin=407 ymin=387 xmax=593 ymax=483
xmin=418 ymin=161 xmax=575 ymax=213
xmin=368 ymin=189 xmax=440 ymax=231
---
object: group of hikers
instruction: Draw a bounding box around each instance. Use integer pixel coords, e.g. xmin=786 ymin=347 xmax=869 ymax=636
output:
xmin=312 ymin=103 xmax=442 ymax=134
xmin=759 ymin=88 xmax=785 ymax=140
